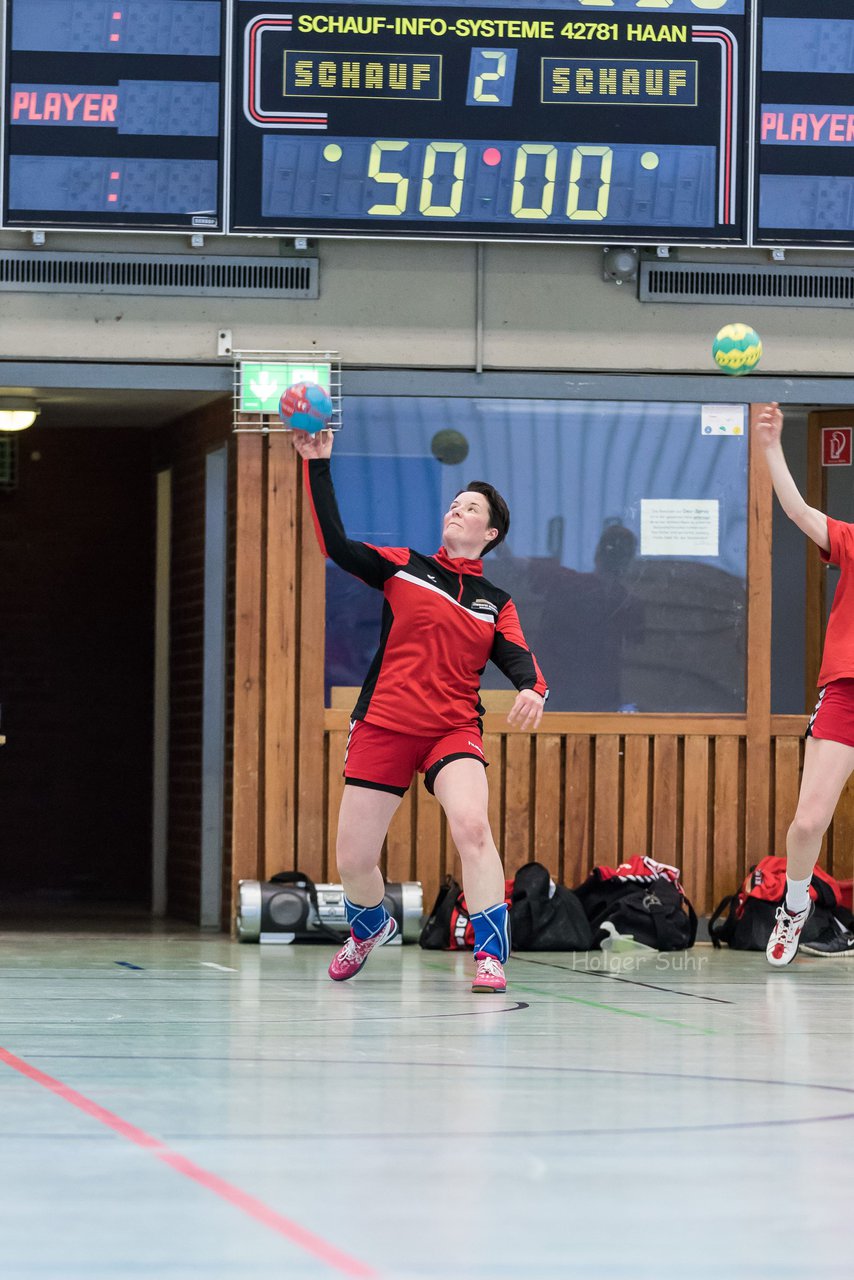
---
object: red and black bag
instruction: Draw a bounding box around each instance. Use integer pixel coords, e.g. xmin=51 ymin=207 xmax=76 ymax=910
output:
xmin=709 ymin=855 xmax=851 ymax=951
xmin=419 ymin=876 xmax=514 ymax=951
xmin=419 ymin=865 xmax=593 ymax=951
xmin=574 ymin=855 xmax=697 ymax=951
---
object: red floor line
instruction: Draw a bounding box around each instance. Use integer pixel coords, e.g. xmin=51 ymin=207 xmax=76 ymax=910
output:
xmin=0 ymin=1045 xmax=379 ymax=1279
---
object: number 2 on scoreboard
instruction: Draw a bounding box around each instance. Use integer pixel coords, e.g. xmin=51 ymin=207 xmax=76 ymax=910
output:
xmin=465 ymin=48 xmax=518 ymax=108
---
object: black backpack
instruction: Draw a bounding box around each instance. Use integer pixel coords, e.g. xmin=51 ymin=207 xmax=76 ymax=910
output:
xmin=509 ymin=862 xmax=595 ymax=951
xmin=575 ymin=862 xmax=697 ymax=952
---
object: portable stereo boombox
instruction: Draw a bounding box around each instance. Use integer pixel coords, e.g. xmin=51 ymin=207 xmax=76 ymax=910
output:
xmin=236 ymin=873 xmax=423 ymax=944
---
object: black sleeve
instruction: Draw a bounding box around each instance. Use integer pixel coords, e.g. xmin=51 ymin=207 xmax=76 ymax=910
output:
xmin=490 ymin=599 xmax=549 ymax=698
xmin=303 ymin=457 xmax=406 ymax=588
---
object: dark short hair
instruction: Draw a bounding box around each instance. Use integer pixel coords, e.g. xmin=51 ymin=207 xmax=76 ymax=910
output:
xmin=456 ymin=481 xmax=510 ymax=556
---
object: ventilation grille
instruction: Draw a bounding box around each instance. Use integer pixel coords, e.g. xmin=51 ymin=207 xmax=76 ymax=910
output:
xmin=640 ymin=261 xmax=854 ymax=308
xmin=0 ymin=251 xmax=319 ymax=298
xmin=0 ymin=437 xmax=19 ymax=492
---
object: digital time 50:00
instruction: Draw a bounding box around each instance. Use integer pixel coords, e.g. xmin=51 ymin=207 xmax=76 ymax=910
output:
xmin=261 ymin=135 xmax=717 ymax=228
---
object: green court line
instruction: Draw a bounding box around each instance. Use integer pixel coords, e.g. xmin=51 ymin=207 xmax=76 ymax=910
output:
xmin=510 ymin=981 xmax=717 ymax=1035
xmin=422 ymin=961 xmax=716 ymax=1034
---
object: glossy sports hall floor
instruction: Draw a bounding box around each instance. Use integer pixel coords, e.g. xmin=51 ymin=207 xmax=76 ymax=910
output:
xmin=3 ymin=911 xmax=854 ymax=1280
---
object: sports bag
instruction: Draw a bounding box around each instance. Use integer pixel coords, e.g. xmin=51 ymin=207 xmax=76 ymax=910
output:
xmin=575 ymin=856 xmax=698 ymax=951
xmin=709 ymin=855 xmax=852 ymax=951
xmin=419 ymin=876 xmax=514 ymax=951
xmin=509 ymin=862 xmax=594 ymax=951
xmin=419 ymin=866 xmax=592 ymax=951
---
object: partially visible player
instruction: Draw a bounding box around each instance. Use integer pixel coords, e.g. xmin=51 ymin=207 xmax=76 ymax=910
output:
xmin=756 ymin=402 xmax=854 ymax=965
xmin=292 ymin=427 xmax=547 ymax=993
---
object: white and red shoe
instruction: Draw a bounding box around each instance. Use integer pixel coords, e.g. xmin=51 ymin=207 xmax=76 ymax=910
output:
xmin=472 ymin=952 xmax=507 ymax=994
xmin=766 ymin=901 xmax=813 ymax=968
xmin=328 ymin=917 xmax=398 ymax=982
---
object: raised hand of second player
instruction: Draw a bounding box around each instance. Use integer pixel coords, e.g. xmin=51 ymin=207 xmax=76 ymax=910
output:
xmin=753 ymin=402 xmax=783 ymax=448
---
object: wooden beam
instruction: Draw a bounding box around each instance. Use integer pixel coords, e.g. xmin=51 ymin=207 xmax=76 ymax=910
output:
xmin=263 ymin=434 xmax=299 ymax=880
xmin=745 ymin=404 xmax=774 ymax=865
xmin=324 ymin=708 xmax=749 ymax=735
xmin=231 ymin=432 xmax=265 ymax=906
xmin=805 ymin=412 xmax=827 ymax=707
xmin=296 ymin=453 xmax=328 ymax=881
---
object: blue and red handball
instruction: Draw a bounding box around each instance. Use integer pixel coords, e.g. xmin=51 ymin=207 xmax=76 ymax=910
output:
xmin=278 ymin=381 xmax=333 ymax=434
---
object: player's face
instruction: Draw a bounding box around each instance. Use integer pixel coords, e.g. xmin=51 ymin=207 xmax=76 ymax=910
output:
xmin=443 ymin=492 xmax=497 ymax=553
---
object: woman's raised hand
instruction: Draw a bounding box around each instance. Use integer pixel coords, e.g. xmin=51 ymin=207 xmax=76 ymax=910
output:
xmin=291 ymin=428 xmax=334 ymax=460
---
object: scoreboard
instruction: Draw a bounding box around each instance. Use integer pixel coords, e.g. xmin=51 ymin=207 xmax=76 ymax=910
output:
xmin=2 ymin=0 xmax=854 ymax=246
xmin=3 ymin=0 xmax=224 ymax=230
xmin=230 ymin=1 xmax=746 ymax=242
xmin=755 ymin=0 xmax=854 ymax=245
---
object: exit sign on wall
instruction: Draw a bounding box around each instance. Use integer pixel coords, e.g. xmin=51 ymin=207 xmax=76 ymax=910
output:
xmin=238 ymin=362 xmax=331 ymax=413
xmin=822 ymin=427 xmax=853 ymax=467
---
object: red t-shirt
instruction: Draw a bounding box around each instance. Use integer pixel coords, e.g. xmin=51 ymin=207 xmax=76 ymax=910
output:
xmin=818 ymin=517 xmax=854 ymax=686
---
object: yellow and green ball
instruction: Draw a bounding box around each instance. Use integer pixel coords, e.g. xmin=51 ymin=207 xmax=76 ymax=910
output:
xmin=712 ymin=323 xmax=762 ymax=376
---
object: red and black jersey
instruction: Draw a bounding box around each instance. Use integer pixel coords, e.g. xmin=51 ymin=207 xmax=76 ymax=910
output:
xmin=304 ymin=457 xmax=548 ymax=735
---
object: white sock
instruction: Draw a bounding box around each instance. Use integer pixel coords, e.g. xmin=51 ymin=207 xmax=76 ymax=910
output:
xmin=785 ymin=875 xmax=811 ymax=915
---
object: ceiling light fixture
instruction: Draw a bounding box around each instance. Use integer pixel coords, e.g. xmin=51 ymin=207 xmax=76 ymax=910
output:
xmin=0 ymin=400 xmax=40 ymax=432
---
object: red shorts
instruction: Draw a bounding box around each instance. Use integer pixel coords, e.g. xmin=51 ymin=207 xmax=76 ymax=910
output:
xmin=806 ymin=679 xmax=854 ymax=749
xmin=344 ymin=720 xmax=487 ymax=796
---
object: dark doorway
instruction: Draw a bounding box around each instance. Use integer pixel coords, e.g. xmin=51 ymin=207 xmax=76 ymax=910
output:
xmin=0 ymin=427 xmax=155 ymax=907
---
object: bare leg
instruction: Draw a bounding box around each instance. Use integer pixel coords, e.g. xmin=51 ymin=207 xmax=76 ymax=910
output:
xmin=786 ymin=736 xmax=854 ymax=881
xmin=336 ymin=784 xmax=403 ymax=906
xmin=432 ymin=759 xmax=505 ymax=914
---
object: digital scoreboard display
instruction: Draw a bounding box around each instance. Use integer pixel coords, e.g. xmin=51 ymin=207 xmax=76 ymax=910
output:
xmin=5 ymin=1 xmax=852 ymax=249
xmin=230 ymin=0 xmax=748 ymax=243
xmin=755 ymin=1 xmax=854 ymax=245
xmin=2 ymin=0 xmax=225 ymax=230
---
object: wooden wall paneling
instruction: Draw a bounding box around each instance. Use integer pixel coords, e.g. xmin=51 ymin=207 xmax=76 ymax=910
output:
xmin=503 ymin=734 xmax=533 ymax=875
xmin=744 ymin=729 xmax=771 ymax=871
xmin=326 ymin=730 xmax=347 ymax=881
xmin=682 ymin=735 xmax=710 ymax=909
xmin=533 ymin=734 xmax=562 ymax=879
xmin=805 ymin=413 xmax=828 ymax=706
xmin=621 ymin=735 xmax=650 ymax=860
xmin=712 ymin=736 xmax=742 ymax=906
xmin=484 ymin=732 xmax=504 ymax=857
xmin=414 ymin=787 xmax=443 ymax=914
xmin=481 ymin=713 xmax=746 ymax=736
xmin=296 ymin=455 xmax=327 ymax=882
xmin=262 ymin=434 xmax=299 ymax=880
xmin=745 ymin=405 xmax=773 ymax=867
xmin=385 ymin=787 xmax=414 ymax=883
xmin=651 ymin=735 xmax=679 ymax=863
xmin=593 ymin=735 xmax=620 ymax=864
xmin=772 ymin=736 xmax=801 ymax=859
xmin=829 ymin=779 xmax=854 ymax=881
xmin=231 ymin=432 xmax=266 ymax=900
xmin=564 ymin=735 xmax=592 ymax=887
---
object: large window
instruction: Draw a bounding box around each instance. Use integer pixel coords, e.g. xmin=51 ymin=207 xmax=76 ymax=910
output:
xmin=325 ymin=397 xmax=748 ymax=713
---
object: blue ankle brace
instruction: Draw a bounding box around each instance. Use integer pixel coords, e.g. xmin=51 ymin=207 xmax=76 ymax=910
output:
xmin=470 ymin=902 xmax=510 ymax=962
xmin=344 ymin=896 xmax=390 ymax=941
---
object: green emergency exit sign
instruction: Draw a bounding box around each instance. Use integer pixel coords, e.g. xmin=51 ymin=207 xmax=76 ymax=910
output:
xmin=238 ymin=361 xmax=331 ymax=413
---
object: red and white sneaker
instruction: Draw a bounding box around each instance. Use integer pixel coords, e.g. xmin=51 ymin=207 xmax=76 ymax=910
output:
xmin=766 ymin=901 xmax=813 ymax=968
xmin=328 ymin=917 xmax=398 ymax=982
xmin=472 ymin=952 xmax=507 ymax=994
